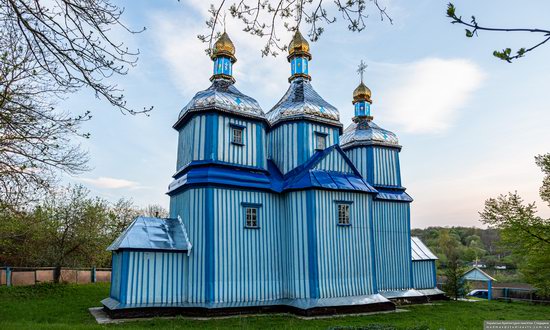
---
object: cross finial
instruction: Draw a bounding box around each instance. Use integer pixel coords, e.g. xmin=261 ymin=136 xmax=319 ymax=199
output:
xmin=357 ymin=60 xmax=367 ymax=83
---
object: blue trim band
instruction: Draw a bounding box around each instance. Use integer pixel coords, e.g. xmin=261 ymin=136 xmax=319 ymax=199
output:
xmin=205 ymin=188 xmax=215 ymax=302
xmin=119 ymin=251 xmax=129 ymax=304
xmin=306 ymin=190 xmax=319 ymax=299
xmin=368 ymin=197 xmax=378 ymax=292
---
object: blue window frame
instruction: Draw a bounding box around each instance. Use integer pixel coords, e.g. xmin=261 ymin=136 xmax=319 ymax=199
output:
xmin=335 ymin=200 xmax=353 ymax=226
xmin=314 ymin=131 xmax=328 ymax=151
xmin=242 ymin=202 xmax=262 ymax=229
xmin=230 ymin=123 xmax=245 ymax=146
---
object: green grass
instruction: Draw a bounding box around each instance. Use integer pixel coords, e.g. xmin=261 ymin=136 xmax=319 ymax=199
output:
xmin=1 ymin=283 xmax=549 ymax=329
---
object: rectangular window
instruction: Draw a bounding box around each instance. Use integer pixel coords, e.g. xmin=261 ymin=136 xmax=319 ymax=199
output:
xmin=245 ymin=207 xmax=258 ymax=228
xmin=337 ymin=203 xmax=350 ymax=225
xmin=315 ymin=132 xmax=327 ymax=150
xmin=232 ymin=127 xmax=243 ymax=145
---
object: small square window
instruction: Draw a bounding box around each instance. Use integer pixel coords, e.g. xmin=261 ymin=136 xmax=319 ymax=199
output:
xmin=245 ymin=207 xmax=258 ymax=228
xmin=315 ymin=133 xmax=327 ymax=150
xmin=337 ymin=204 xmax=350 ymax=225
xmin=232 ymin=127 xmax=243 ymax=145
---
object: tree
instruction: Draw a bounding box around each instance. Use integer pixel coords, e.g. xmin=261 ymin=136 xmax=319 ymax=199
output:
xmin=142 ymin=204 xmax=169 ymax=218
xmin=480 ymin=153 xmax=550 ymax=297
xmin=201 ymin=0 xmax=393 ymax=56
xmin=440 ymin=229 xmax=467 ymax=300
xmin=446 ymin=3 xmax=550 ymax=62
xmin=0 ymin=25 xmax=89 ymax=205
xmin=1 ymin=0 xmax=148 ymax=206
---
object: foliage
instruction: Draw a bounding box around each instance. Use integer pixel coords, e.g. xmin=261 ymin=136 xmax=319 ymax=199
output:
xmin=439 ymin=229 xmax=467 ymax=299
xmin=446 ymin=3 xmax=550 ymax=62
xmin=200 ymin=0 xmax=393 ymax=56
xmin=411 ymin=226 xmax=506 ymax=268
xmin=0 ymin=0 xmax=149 ymax=207
xmin=2 ymin=283 xmax=550 ymax=329
xmin=0 ymin=185 xmax=168 ymax=273
xmin=480 ymin=153 xmax=550 ymax=297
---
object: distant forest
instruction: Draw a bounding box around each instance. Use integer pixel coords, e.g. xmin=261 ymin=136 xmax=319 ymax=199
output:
xmin=411 ymin=227 xmax=520 ymax=281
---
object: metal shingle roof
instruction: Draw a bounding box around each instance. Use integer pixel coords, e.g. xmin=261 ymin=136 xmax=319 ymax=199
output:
xmin=177 ymin=79 xmax=266 ymax=125
xmin=107 ymin=217 xmax=192 ymax=252
xmin=266 ymin=78 xmax=341 ymax=127
xmin=411 ymin=236 xmax=438 ymax=261
xmin=340 ymin=120 xmax=400 ymax=149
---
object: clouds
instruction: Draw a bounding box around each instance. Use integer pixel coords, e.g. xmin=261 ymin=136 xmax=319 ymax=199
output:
xmin=78 ymin=177 xmax=140 ymax=189
xmin=378 ymin=58 xmax=486 ymax=134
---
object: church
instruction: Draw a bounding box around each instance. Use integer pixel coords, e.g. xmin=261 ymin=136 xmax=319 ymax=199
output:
xmin=102 ymin=30 xmax=444 ymax=317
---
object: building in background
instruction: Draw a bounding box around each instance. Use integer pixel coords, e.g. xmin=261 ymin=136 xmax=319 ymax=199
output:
xmin=102 ymin=31 xmax=443 ymax=317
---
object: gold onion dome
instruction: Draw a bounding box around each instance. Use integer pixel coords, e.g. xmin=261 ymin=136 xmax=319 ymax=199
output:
xmin=211 ymin=32 xmax=236 ymax=62
xmin=353 ymin=82 xmax=372 ymax=104
xmin=288 ymin=30 xmax=311 ymax=60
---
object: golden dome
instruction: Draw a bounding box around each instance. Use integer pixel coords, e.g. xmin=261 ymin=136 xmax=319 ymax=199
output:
xmin=288 ymin=30 xmax=311 ymax=60
xmin=211 ymin=32 xmax=236 ymax=62
xmin=353 ymin=82 xmax=372 ymax=104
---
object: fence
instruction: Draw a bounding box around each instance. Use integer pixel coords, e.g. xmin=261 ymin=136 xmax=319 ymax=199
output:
xmin=0 ymin=267 xmax=111 ymax=286
xmin=437 ymin=281 xmax=549 ymax=304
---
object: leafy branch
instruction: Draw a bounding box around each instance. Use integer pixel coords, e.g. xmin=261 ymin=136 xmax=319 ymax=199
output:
xmin=446 ymin=3 xmax=550 ymax=62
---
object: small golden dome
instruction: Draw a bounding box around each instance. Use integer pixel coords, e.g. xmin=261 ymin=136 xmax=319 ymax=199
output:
xmin=212 ymin=32 xmax=236 ymax=62
xmin=288 ymin=30 xmax=311 ymax=60
xmin=353 ymin=82 xmax=372 ymax=104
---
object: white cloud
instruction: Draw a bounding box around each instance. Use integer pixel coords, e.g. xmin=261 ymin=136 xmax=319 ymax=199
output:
xmin=378 ymin=58 xmax=485 ymax=134
xmin=149 ymin=3 xmax=295 ymax=110
xmin=78 ymin=177 xmax=140 ymax=189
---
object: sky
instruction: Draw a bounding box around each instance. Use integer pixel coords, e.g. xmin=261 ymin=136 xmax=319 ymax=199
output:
xmin=61 ymin=0 xmax=550 ymax=228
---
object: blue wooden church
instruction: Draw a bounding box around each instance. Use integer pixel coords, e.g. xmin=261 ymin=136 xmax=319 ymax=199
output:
xmin=102 ymin=31 xmax=443 ymax=317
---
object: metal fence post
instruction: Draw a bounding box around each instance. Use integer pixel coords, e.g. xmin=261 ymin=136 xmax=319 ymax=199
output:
xmin=6 ymin=267 xmax=11 ymax=287
xmin=91 ymin=267 xmax=96 ymax=283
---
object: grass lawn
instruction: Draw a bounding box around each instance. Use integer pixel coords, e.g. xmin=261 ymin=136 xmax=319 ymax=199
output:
xmin=0 ymin=283 xmax=549 ymax=329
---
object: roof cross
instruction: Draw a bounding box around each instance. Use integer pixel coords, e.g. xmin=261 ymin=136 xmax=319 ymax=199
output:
xmin=357 ymin=60 xmax=367 ymax=83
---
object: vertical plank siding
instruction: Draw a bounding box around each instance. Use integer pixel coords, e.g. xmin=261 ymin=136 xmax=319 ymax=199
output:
xmin=313 ymin=149 xmax=355 ymax=173
xmin=170 ymin=189 xmax=206 ymax=303
xmin=268 ymin=122 xmax=340 ymax=174
xmin=110 ymin=252 xmax=121 ymax=300
xmin=212 ymin=189 xmax=283 ymax=303
xmin=217 ymin=116 xmax=266 ymax=170
xmin=314 ymin=191 xmax=376 ymax=298
xmin=281 ymin=191 xmax=311 ymax=299
xmin=176 ymin=114 xmax=267 ymax=173
xmin=115 ymin=251 xmax=187 ymax=306
xmin=345 ymin=146 xmax=401 ymax=187
xmin=372 ymin=147 xmax=401 ymax=187
xmin=372 ymin=201 xmax=413 ymax=291
xmin=176 ymin=115 xmax=206 ymax=170
xmin=412 ymin=260 xmax=437 ymax=289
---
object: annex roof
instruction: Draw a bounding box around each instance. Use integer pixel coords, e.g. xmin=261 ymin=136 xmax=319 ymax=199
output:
xmin=411 ymin=236 xmax=438 ymax=261
xmin=107 ymin=217 xmax=192 ymax=252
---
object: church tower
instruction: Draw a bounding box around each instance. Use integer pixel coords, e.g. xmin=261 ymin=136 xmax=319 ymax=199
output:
xmin=340 ymin=63 xmax=414 ymax=292
xmin=266 ymin=30 xmax=342 ymax=174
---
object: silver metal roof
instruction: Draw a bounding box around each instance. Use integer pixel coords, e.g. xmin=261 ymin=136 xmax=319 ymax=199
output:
xmin=178 ymin=79 xmax=265 ymax=123
xmin=107 ymin=216 xmax=192 ymax=252
xmin=266 ymin=78 xmax=340 ymax=126
xmin=411 ymin=236 xmax=438 ymax=261
xmin=340 ymin=119 xmax=399 ymax=149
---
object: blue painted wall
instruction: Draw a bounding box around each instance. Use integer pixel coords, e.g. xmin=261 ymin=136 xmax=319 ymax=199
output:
xmin=110 ymin=250 xmax=187 ymax=306
xmin=372 ymin=201 xmax=413 ymax=291
xmin=313 ymin=148 xmax=355 ymax=174
xmin=345 ymin=146 xmax=402 ymax=187
xmin=268 ymin=122 xmax=340 ymax=174
xmin=314 ymin=190 xmax=377 ymax=298
xmin=176 ymin=114 xmax=267 ymax=173
xmin=412 ymin=260 xmax=437 ymax=290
